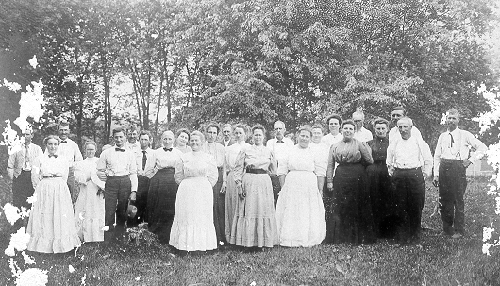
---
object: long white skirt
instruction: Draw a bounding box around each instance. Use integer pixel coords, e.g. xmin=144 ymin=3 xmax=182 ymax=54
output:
xmin=27 ymin=178 xmax=81 ymax=253
xmin=169 ymin=177 xmax=217 ymax=251
xmin=275 ymin=171 xmax=326 ymax=247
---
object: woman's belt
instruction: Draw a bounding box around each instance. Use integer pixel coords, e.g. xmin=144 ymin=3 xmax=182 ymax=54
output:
xmin=42 ymin=175 xmax=62 ymax=178
xmin=246 ymin=168 xmax=268 ymax=174
xmin=157 ymin=167 xmax=175 ymax=173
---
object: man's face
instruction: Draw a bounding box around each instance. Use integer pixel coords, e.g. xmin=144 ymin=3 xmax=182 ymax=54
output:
xmin=206 ymin=127 xmax=218 ymax=143
xmin=352 ymin=114 xmax=363 ymax=130
xmin=274 ymin=123 xmax=285 ymax=139
xmin=23 ymin=131 xmax=33 ymax=144
xmin=391 ymin=110 xmax=405 ymax=126
xmin=58 ymin=126 xmax=70 ymax=140
xmin=139 ymin=134 xmax=150 ymax=149
xmin=128 ymin=130 xmax=138 ymax=143
xmin=223 ymin=127 xmax=232 ymax=140
xmin=446 ymin=113 xmax=459 ymax=130
xmin=114 ymin=131 xmax=126 ymax=147
xmin=397 ymin=120 xmax=412 ymax=140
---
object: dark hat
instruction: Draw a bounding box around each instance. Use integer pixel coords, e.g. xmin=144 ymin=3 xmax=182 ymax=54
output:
xmin=127 ymin=201 xmax=137 ymax=219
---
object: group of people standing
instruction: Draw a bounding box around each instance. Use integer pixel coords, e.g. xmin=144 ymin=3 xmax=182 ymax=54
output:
xmin=6 ymin=106 xmax=487 ymax=254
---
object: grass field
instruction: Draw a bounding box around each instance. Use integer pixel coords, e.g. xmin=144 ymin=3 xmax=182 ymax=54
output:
xmin=0 ymin=176 xmax=499 ymax=286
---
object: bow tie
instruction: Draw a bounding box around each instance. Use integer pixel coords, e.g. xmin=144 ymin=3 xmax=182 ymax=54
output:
xmin=115 ymin=148 xmax=126 ymax=152
xmin=276 ymin=140 xmax=284 ymax=143
xmin=48 ymin=154 xmax=58 ymax=158
xmin=163 ymin=147 xmax=173 ymax=152
xmin=60 ymin=140 xmax=67 ymax=143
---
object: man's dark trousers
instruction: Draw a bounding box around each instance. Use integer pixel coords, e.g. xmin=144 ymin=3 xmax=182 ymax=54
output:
xmin=438 ymin=159 xmax=467 ymax=235
xmin=104 ymin=175 xmax=131 ymax=241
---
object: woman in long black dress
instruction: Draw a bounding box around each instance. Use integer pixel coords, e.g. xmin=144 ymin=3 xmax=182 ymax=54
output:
xmin=366 ymin=118 xmax=393 ymax=238
xmin=145 ymin=130 xmax=183 ymax=243
xmin=325 ymin=120 xmax=376 ymax=244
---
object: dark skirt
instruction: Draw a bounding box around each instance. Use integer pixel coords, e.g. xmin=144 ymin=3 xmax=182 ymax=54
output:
xmin=325 ymin=163 xmax=376 ymax=244
xmin=147 ymin=168 xmax=178 ymax=243
xmin=213 ymin=167 xmax=226 ymax=244
xmin=366 ymin=162 xmax=394 ymax=238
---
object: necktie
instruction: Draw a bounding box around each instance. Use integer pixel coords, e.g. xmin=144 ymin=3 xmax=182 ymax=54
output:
xmin=115 ymin=148 xmax=125 ymax=152
xmin=142 ymin=150 xmax=147 ymax=171
xmin=449 ymin=133 xmax=454 ymax=147
xmin=24 ymin=145 xmax=29 ymax=169
xmin=60 ymin=140 xmax=67 ymax=143
xmin=163 ymin=147 xmax=173 ymax=152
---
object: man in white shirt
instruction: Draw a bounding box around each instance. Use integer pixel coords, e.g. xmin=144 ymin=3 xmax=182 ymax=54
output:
xmin=56 ymin=120 xmax=83 ymax=203
xmin=266 ymin=120 xmax=294 ymax=203
xmin=433 ymin=109 xmax=487 ymax=239
xmin=130 ymin=130 xmax=153 ymax=227
xmin=387 ymin=117 xmax=432 ymax=244
xmin=389 ymin=106 xmax=423 ymax=143
xmin=352 ymin=110 xmax=373 ymax=143
xmin=7 ymin=127 xmax=43 ymax=210
xmin=125 ymin=126 xmax=141 ymax=153
xmin=97 ymin=126 xmax=138 ymax=242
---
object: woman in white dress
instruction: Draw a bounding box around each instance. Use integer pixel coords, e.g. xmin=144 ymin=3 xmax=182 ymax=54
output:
xmin=169 ymin=131 xmax=219 ymax=252
xmin=27 ymin=135 xmax=81 ymax=253
xmin=224 ymin=124 xmax=250 ymax=243
xmin=74 ymin=141 xmax=105 ymax=242
xmin=275 ymin=126 xmax=326 ymax=247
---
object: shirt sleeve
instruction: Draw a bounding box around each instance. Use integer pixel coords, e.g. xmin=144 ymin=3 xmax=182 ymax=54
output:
xmin=359 ymin=141 xmax=374 ymax=164
xmin=144 ymin=150 xmax=157 ymax=178
xmin=206 ymin=154 xmax=219 ymax=187
xmin=268 ymin=150 xmax=277 ymax=175
xmin=31 ymin=157 xmax=42 ymax=188
xmin=128 ymin=151 xmax=138 ymax=175
xmin=96 ymin=150 xmax=107 ymax=172
xmin=74 ymin=142 xmax=83 ymax=162
xmin=433 ymin=134 xmax=444 ymax=176
xmin=232 ymin=149 xmax=246 ymax=184
xmin=7 ymin=152 xmax=16 ymax=179
xmin=386 ymin=142 xmax=395 ymax=168
xmin=465 ymin=131 xmax=487 ymax=161
xmin=313 ymin=149 xmax=326 ymax=177
xmin=174 ymin=155 xmax=185 ymax=185
xmin=326 ymin=144 xmax=336 ymax=185
xmin=61 ymin=159 xmax=70 ymax=181
xmin=421 ymin=141 xmax=433 ymax=177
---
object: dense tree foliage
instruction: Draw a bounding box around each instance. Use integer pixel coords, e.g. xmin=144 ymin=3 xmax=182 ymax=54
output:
xmin=0 ymin=0 xmax=498 ymax=149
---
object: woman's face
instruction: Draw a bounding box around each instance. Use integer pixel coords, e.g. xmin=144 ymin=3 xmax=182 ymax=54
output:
xmin=177 ymin=132 xmax=189 ymax=146
xmin=253 ymin=129 xmax=264 ymax=145
xmin=46 ymin=138 xmax=59 ymax=155
xmin=190 ymin=135 xmax=202 ymax=151
xmin=298 ymin=130 xmax=311 ymax=148
xmin=233 ymin=127 xmax=246 ymax=143
xmin=311 ymin=127 xmax=323 ymax=143
xmin=342 ymin=124 xmax=355 ymax=140
xmin=328 ymin=118 xmax=340 ymax=134
xmin=374 ymin=123 xmax=388 ymax=138
xmin=85 ymin=144 xmax=96 ymax=158
xmin=162 ymin=133 xmax=174 ymax=147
